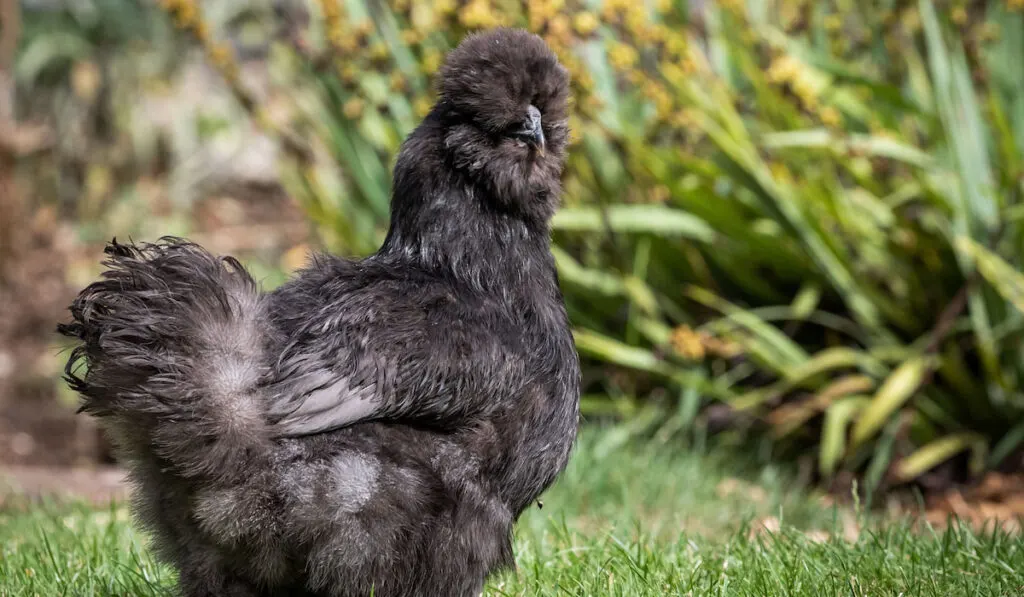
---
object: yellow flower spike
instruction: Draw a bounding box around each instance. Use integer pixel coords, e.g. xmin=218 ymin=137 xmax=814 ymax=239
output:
xmin=353 ymin=20 xmax=374 ymax=39
xmin=573 ymin=12 xmax=599 ymax=36
xmin=768 ymin=161 xmax=792 ymax=183
xmin=574 ymin=70 xmax=595 ymax=92
xmin=979 ymin=22 xmax=1001 ymax=42
xmin=318 ymin=0 xmax=339 ymax=18
xmin=718 ymin=0 xmax=745 ymax=16
xmin=369 ymin=42 xmax=390 ymax=61
xmin=661 ymin=62 xmax=686 ymax=82
xmin=401 ymin=29 xmax=421 ymax=45
xmin=342 ymin=97 xmax=365 ymax=120
xmin=389 ymin=72 xmax=407 ymax=93
xmin=340 ymin=64 xmax=358 ymax=84
xmin=820 ymin=106 xmax=841 ymax=127
xmin=670 ymin=326 xmax=705 ymax=361
xmin=459 ymin=1 xmax=488 ymax=28
xmin=608 ymin=42 xmax=639 ymax=70
xmin=422 ymin=48 xmax=443 ymax=74
xmin=567 ymin=115 xmax=583 ymax=143
xmin=624 ymin=11 xmax=648 ymax=35
xmin=1011 ymin=0 xmax=1024 ymax=12
xmin=901 ymin=7 xmax=921 ymax=32
xmin=336 ymin=34 xmax=359 ymax=54
xmin=208 ymin=44 xmax=232 ymax=69
xmin=951 ymin=7 xmax=967 ymax=25
xmin=766 ymin=55 xmax=797 ymax=84
xmin=665 ymin=35 xmax=687 ymax=57
xmin=669 ymin=109 xmax=693 ymax=130
xmin=649 ymin=185 xmax=670 ymax=204
xmin=647 ymin=24 xmax=670 ymax=44
xmin=413 ymin=96 xmax=433 ymax=118
xmin=548 ymin=14 xmax=571 ymax=42
xmin=584 ymin=94 xmax=605 ymax=112
xmin=823 ymin=14 xmax=842 ymax=31
xmin=600 ymin=2 xmax=622 ymax=23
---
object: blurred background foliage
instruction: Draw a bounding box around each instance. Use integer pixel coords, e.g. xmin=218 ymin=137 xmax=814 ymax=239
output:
xmin=6 ymin=0 xmax=1024 ymax=498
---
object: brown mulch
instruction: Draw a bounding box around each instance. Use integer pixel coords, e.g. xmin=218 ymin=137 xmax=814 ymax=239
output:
xmin=920 ymin=472 xmax=1024 ymax=533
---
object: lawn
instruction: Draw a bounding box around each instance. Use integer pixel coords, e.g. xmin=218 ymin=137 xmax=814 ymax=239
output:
xmin=2 ymin=429 xmax=1022 ymax=597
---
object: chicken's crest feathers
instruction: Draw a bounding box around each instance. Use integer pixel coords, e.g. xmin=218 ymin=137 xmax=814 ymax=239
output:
xmin=388 ymin=28 xmax=570 ymax=228
xmin=438 ymin=28 xmax=570 ymax=149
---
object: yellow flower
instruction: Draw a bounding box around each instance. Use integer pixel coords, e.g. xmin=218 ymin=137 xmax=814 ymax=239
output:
xmin=791 ymin=77 xmax=818 ymax=110
xmin=574 ymin=70 xmax=595 ymax=92
xmin=584 ymin=94 xmax=605 ymax=112
xmin=401 ymin=29 xmax=421 ymax=46
xmin=422 ymin=48 xmax=443 ymax=74
xmin=573 ymin=12 xmax=599 ymax=36
xmin=766 ymin=55 xmax=798 ymax=84
xmin=820 ymin=106 xmax=841 ymax=127
xmin=670 ymin=326 xmax=705 ymax=361
xmin=661 ymin=62 xmax=686 ymax=83
xmin=951 ymin=7 xmax=967 ymax=25
xmin=623 ymin=10 xmax=648 ymax=36
xmin=671 ymin=108 xmax=697 ymax=129
xmin=648 ymin=185 xmax=670 ymax=203
xmin=318 ymin=0 xmax=342 ymax=20
xmin=665 ymin=35 xmax=688 ymax=59
xmin=207 ymin=44 xmax=233 ymax=69
xmin=901 ymin=7 xmax=921 ymax=32
xmin=717 ymin=0 xmax=745 ymax=16
xmin=979 ymin=22 xmax=1001 ymax=42
xmin=548 ymin=14 xmax=571 ymax=42
xmin=369 ymin=42 xmax=390 ymax=61
xmin=339 ymin=64 xmax=358 ymax=84
xmin=608 ymin=42 xmax=639 ymax=70
xmin=646 ymin=85 xmax=674 ymax=118
xmin=390 ymin=72 xmax=407 ymax=92
xmin=460 ymin=0 xmax=501 ymax=28
xmin=770 ymin=162 xmax=793 ymax=184
xmin=353 ymin=20 xmax=374 ymax=39
xmin=342 ymin=98 xmax=365 ymax=120
xmin=414 ymin=96 xmax=433 ymax=118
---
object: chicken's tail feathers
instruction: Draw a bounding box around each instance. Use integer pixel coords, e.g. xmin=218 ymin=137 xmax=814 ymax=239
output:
xmin=58 ymin=237 xmax=272 ymax=481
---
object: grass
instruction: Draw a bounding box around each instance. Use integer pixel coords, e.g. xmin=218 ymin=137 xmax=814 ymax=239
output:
xmin=1 ymin=429 xmax=1022 ymax=596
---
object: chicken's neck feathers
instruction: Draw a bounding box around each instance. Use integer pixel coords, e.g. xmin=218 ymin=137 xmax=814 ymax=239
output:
xmin=379 ymin=119 xmax=561 ymax=304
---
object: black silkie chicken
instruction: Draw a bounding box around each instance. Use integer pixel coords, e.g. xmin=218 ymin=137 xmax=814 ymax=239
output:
xmin=58 ymin=28 xmax=580 ymax=597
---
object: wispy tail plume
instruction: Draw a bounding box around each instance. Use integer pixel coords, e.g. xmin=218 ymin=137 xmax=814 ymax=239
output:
xmin=58 ymin=237 xmax=272 ymax=482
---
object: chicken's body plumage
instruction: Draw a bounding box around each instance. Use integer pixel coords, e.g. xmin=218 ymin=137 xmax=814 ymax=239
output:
xmin=58 ymin=29 xmax=580 ymax=597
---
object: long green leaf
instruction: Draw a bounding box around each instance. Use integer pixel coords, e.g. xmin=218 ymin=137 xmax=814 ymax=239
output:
xmin=851 ymin=357 xmax=933 ymax=448
xmin=895 ymin=433 xmax=987 ymax=481
xmin=552 ymin=205 xmax=716 ymax=241
xmin=956 ymin=237 xmax=1024 ymax=315
xmin=820 ymin=397 xmax=870 ymax=476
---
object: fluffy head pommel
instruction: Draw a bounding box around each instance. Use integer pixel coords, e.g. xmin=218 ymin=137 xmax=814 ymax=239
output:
xmin=439 ymin=29 xmax=569 ymax=142
xmin=432 ymin=28 xmax=571 ymax=221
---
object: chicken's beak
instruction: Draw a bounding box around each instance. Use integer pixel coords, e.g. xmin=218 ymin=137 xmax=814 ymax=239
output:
xmin=513 ymin=105 xmax=546 ymax=156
